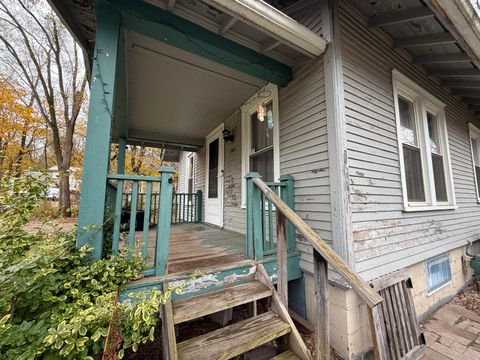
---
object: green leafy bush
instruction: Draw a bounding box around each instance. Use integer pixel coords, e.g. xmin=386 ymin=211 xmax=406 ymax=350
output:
xmin=0 ymin=176 xmax=170 ymax=359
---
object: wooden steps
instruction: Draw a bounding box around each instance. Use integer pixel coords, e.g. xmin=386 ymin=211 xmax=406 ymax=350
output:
xmin=272 ymin=350 xmax=301 ymax=360
xmin=177 ymin=311 xmax=291 ymax=360
xmin=172 ymin=280 xmax=272 ymax=324
xmin=162 ymin=264 xmax=313 ymax=360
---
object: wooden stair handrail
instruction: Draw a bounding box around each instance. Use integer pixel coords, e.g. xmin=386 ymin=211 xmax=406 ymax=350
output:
xmin=252 ymin=177 xmax=382 ymax=308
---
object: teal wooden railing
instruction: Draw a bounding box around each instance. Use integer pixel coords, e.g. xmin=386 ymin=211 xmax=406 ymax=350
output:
xmin=107 ymin=167 xmax=174 ymax=276
xmin=171 ymin=190 xmax=202 ymax=224
xmin=123 ymin=192 xmax=160 ymax=224
xmin=245 ymin=172 xmax=295 ymax=260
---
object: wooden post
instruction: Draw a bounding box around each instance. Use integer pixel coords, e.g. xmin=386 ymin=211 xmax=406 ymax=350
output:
xmin=245 ymin=173 xmax=254 ymax=258
xmin=195 ymin=190 xmax=202 ymax=223
xmin=161 ymin=283 xmax=178 ymax=360
xmin=276 ymin=211 xmax=288 ymax=306
xmin=314 ymin=250 xmax=330 ymax=360
xmin=155 ymin=167 xmax=175 ymax=276
xmin=246 ymin=172 xmax=264 ymax=260
xmin=117 ymin=137 xmax=127 ymax=174
xmin=76 ymin=3 xmax=121 ymax=258
xmin=280 ymin=175 xmax=295 ymax=252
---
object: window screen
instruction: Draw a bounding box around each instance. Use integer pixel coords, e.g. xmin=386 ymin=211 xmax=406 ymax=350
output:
xmin=398 ymin=96 xmax=426 ymax=202
xmin=472 ymin=137 xmax=480 ymax=198
xmin=250 ymin=102 xmax=274 ymax=182
xmin=427 ymin=113 xmax=447 ymax=202
xmin=427 ymin=254 xmax=451 ymax=293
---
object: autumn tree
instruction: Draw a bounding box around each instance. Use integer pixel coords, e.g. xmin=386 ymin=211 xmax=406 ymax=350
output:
xmin=0 ymin=0 xmax=87 ymax=217
xmin=0 ymin=77 xmax=44 ymax=176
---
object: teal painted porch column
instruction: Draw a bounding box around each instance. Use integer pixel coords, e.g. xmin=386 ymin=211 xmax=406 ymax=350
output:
xmin=76 ymin=3 xmax=121 ymax=258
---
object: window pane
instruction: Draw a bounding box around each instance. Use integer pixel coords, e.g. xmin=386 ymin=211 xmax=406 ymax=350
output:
xmin=403 ymin=144 xmax=426 ymax=202
xmin=208 ymin=139 xmax=218 ymax=198
xmin=251 ymin=102 xmax=273 ymax=152
xmin=472 ymin=137 xmax=479 ymax=166
xmin=398 ymin=97 xmax=417 ymax=146
xmin=427 ymin=112 xmax=441 ymax=154
xmin=432 ymin=153 xmax=448 ymax=202
xmin=476 ymin=166 xmax=480 ymax=197
xmin=188 ymin=156 xmax=194 ymax=178
xmin=427 ymin=254 xmax=451 ymax=292
xmin=250 ymin=148 xmax=274 ymax=182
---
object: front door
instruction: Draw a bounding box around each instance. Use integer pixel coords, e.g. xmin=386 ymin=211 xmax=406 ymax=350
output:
xmin=205 ymin=124 xmax=224 ymax=227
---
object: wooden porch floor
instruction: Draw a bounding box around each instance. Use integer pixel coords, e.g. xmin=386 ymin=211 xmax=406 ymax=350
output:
xmin=134 ymin=223 xmax=246 ymax=274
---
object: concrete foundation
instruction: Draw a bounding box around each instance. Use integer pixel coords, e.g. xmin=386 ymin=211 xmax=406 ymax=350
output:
xmin=302 ymin=246 xmax=474 ymax=359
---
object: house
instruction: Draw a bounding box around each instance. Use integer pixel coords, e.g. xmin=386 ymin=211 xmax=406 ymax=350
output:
xmin=49 ymin=0 xmax=480 ymax=359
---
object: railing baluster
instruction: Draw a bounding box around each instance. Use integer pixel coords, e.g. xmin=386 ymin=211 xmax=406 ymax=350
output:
xmin=112 ymin=179 xmax=123 ymax=255
xmin=268 ymin=196 xmax=273 ymax=252
xmin=128 ymin=180 xmax=139 ymax=259
xmin=196 ymin=190 xmax=202 ymax=223
xmin=143 ymin=182 xmax=152 ymax=259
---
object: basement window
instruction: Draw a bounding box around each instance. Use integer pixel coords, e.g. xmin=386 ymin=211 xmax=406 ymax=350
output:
xmin=426 ymin=253 xmax=451 ymax=294
xmin=393 ymin=70 xmax=455 ymax=211
xmin=469 ymin=123 xmax=480 ymax=202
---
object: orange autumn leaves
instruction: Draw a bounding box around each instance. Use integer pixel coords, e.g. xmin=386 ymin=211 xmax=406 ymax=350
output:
xmin=0 ymin=79 xmax=44 ymax=175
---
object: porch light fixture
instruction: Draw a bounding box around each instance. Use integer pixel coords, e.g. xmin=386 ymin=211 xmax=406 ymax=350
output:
xmin=256 ymin=103 xmax=266 ymax=121
xmin=222 ymin=128 xmax=234 ymax=142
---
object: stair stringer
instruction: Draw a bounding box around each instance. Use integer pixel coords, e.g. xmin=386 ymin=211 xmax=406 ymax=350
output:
xmin=256 ymin=264 xmax=313 ymax=360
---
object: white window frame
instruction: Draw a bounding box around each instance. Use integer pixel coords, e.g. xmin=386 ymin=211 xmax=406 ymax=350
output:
xmin=186 ymin=152 xmax=195 ymax=195
xmin=425 ymin=253 xmax=452 ymax=295
xmin=468 ymin=123 xmax=480 ymax=203
xmin=392 ymin=70 xmax=456 ymax=211
xmin=241 ymin=83 xmax=280 ymax=208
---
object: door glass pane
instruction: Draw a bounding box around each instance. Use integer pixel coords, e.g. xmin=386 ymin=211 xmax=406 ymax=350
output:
xmin=251 ymin=102 xmax=273 ymax=152
xmin=403 ymin=144 xmax=426 ymax=202
xmin=250 ymin=148 xmax=274 ymax=182
xmin=208 ymin=139 xmax=218 ymax=199
xmin=427 ymin=112 xmax=441 ymax=154
xmin=398 ymin=97 xmax=417 ymax=146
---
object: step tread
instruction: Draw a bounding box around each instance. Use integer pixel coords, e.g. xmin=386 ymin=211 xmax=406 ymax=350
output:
xmin=271 ymin=350 xmax=300 ymax=360
xmin=177 ymin=311 xmax=291 ymax=360
xmin=172 ymin=280 xmax=272 ymax=324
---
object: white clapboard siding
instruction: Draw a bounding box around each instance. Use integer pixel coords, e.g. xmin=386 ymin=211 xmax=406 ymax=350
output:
xmin=279 ymin=56 xmax=329 ymax=274
xmin=340 ymin=3 xmax=480 ymax=281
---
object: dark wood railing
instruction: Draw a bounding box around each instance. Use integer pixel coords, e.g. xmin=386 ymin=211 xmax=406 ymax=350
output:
xmin=171 ymin=191 xmax=202 ymax=224
xmin=246 ymin=173 xmax=385 ymax=360
xmin=106 ymin=167 xmax=174 ymax=276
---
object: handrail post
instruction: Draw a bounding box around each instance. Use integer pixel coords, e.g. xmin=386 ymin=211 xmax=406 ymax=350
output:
xmin=245 ymin=172 xmax=263 ymax=260
xmin=314 ymin=249 xmax=330 ymax=360
xmin=195 ymin=190 xmax=202 ymax=223
xmin=276 ymin=211 xmax=288 ymax=306
xmin=155 ymin=167 xmax=175 ymax=276
xmin=280 ymin=174 xmax=295 ymax=252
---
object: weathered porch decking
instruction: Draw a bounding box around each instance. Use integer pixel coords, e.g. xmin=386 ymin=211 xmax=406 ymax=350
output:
xmin=133 ymin=223 xmax=246 ymax=274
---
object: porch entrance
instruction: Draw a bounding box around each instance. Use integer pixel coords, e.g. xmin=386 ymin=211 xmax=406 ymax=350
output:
xmin=205 ymin=125 xmax=224 ymax=227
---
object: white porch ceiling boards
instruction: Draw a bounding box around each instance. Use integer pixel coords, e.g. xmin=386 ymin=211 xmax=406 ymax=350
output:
xmin=123 ymin=31 xmax=266 ymax=149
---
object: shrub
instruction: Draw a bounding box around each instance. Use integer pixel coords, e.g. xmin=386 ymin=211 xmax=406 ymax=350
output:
xmin=0 ymin=175 xmax=173 ymax=359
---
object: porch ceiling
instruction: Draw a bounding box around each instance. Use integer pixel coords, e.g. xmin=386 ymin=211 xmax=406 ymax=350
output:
xmin=347 ymin=0 xmax=480 ymax=118
xmin=115 ymin=31 xmax=265 ymax=149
